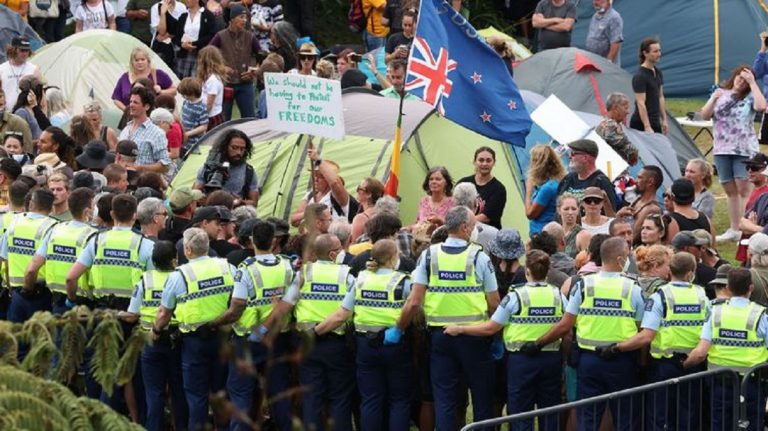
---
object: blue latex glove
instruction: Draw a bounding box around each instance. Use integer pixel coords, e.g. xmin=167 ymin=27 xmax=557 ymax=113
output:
xmin=247 ymin=325 xmax=269 ymax=343
xmin=491 ymin=338 xmax=505 ymax=360
xmin=383 ymin=327 xmax=403 ymax=345
xmin=65 ymin=298 xmax=76 ymax=310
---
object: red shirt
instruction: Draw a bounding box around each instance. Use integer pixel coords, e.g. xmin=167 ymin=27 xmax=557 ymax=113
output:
xmin=166 ymin=121 xmax=183 ymax=151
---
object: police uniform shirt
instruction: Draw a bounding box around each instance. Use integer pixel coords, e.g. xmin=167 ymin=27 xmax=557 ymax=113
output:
xmin=231 ymin=253 xmax=292 ymax=301
xmin=0 ymin=213 xmax=53 ymax=260
xmin=411 ymin=237 xmax=498 ymax=293
xmin=76 ymin=226 xmax=155 ymax=270
xmin=491 ymin=282 xmax=569 ymax=325
xmin=127 ymin=279 xmax=146 ymax=314
xmin=280 ymin=260 xmax=356 ymax=306
xmin=564 ymin=272 xmax=645 ymax=321
xmin=34 ymin=220 xmax=92 ymax=258
xmin=699 ymin=297 xmax=768 ymax=346
xmin=160 ymin=256 xmax=238 ymax=309
xmin=340 ymin=268 xmax=412 ymax=311
xmin=640 ymin=281 xmax=711 ymax=331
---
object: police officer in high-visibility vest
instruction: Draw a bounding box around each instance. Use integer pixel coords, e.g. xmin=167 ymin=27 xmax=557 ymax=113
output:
xmin=222 ymin=219 xmax=295 ymax=431
xmin=535 ymin=237 xmax=645 ymax=430
xmin=313 ymin=238 xmax=413 ymax=430
xmin=0 ymin=188 xmax=59 ymax=322
xmin=66 ymin=193 xmax=154 ymax=309
xmin=153 ymin=227 xmax=236 ymax=431
xmin=612 ymin=252 xmax=708 ymax=431
xmin=265 ymin=233 xmax=357 ymax=431
xmin=119 ymin=241 xmax=188 ymax=431
xmin=398 ymin=206 xmax=500 ymax=430
xmin=685 ymin=267 xmax=768 ymax=431
xmin=25 ymin=188 xmax=97 ymax=314
xmin=444 ymin=249 xmax=565 ymax=431
xmin=0 ymin=178 xmax=27 ymax=319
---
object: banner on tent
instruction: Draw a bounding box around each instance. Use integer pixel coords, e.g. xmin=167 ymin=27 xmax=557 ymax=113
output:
xmin=265 ymin=73 xmax=345 ymax=140
xmin=531 ymin=95 xmax=628 ymax=180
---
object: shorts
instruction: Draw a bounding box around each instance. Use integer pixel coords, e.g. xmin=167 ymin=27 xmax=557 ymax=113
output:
xmin=714 ymin=154 xmax=750 ymax=182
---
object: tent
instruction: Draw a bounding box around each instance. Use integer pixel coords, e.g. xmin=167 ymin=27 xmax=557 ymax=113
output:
xmin=171 ymin=89 xmax=531 ymax=235
xmin=477 ymin=26 xmax=533 ymax=61
xmin=513 ymin=47 xmax=702 ymax=170
xmin=571 ymin=0 xmax=768 ymax=97
xmin=0 ymin=5 xmax=44 ymax=63
xmin=30 ymin=30 xmax=179 ymax=121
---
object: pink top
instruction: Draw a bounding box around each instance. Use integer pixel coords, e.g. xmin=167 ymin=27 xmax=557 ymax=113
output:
xmin=417 ymin=195 xmax=454 ymax=223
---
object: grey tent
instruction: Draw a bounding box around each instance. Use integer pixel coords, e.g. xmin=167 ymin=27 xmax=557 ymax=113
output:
xmin=0 ymin=5 xmax=44 ymax=63
xmin=514 ymin=47 xmax=702 ymax=170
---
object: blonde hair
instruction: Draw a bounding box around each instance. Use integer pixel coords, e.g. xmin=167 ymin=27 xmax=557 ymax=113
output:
xmin=197 ymin=46 xmax=228 ymax=82
xmin=365 ymin=239 xmax=399 ymax=272
xmin=47 ymin=172 xmax=69 ymax=190
xmin=527 ymin=145 xmax=566 ymax=187
xmin=316 ymin=59 xmax=335 ymax=79
xmin=129 ymin=47 xmax=153 ymax=77
xmin=688 ymin=158 xmax=713 ymax=188
xmin=635 ymin=244 xmax=672 ymax=274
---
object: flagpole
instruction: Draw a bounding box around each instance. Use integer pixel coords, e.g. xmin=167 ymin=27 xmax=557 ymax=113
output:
xmin=384 ymin=94 xmax=405 ymax=197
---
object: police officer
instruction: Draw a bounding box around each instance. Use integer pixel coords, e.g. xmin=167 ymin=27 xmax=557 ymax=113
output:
xmin=444 ymin=249 xmax=564 ymax=431
xmin=684 ymin=268 xmax=768 ymax=431
xmin=25 ymin=188 xmax=97 ymax=314
xmin=119 ymin=241 xmax=188 ymax=431
xmin=314 ymin=238 xmax=413 ymax=430
xmin=398 ymin=206 xmax=500 ymax=430
xmin=66 ymin=193 xmax=154 ymax=309
xmin=223 ymin=220 xmax=294 ymax=431
xmin=0 ymin=180 xmax=29 ymax=319
xmin=153 ymin=227 xmax=236 ymax=431
xmin=265 ymin=233 xmax=357 ymax=431
xmin=1 ymin=188 xmax=59 ymax=322
xmin=613 ymin=252 xmax=708 ymax=431
xmin=535 ymin=237 xmax=645 ymax=430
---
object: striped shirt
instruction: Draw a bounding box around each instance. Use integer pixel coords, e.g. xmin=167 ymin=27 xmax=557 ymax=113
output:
xmin=181 ymin=99 xmax=209 ymax=149
xmin=119 ymin=118 xmax=171 ymax=167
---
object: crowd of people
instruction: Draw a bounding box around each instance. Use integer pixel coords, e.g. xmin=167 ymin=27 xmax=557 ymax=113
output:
xmin=3 ymin=0 xmax=768 ymax=430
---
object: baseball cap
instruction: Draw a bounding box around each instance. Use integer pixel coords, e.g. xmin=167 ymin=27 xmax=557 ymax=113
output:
xmin=748 ymin=233 xmax=768 ymax=256
xmin=670 ymin=178 xmax=695 ymax=205
xmin=671 ymin=231 xmax=708 ymax=250
xmin=191 ymin=205 xmax=233 ymax=225
xmin=580 ymin=186 xmax=604 ymax=201
xmin=116 ymin=140 xmax=138 ymax=158
xmin=237 ymin=218 xmax=260 ymax=240
xmin=169 ymin=186 xmax=204 ymax=211
xmin=567 ymin=139 xmax=599 ymax=158
xmin=742 ymin=153 xmax=768 ymax=167
xmin=11 ymin=37 xmax=31 ymax=50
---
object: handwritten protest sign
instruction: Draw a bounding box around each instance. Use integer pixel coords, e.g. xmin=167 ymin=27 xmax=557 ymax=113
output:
xmin=265 ymin=73 xmax=345 ymax=140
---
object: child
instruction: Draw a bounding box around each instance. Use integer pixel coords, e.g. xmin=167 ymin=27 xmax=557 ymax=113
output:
xmin=256 ymin=59 xmax=281 ymax=119
xmin=196 ymin=46 xmax=226 ymax=130
xmin=178 ymin=77 xmax=209 ymax=155
xmin=3 ymin=133 xmax=32 ymax=166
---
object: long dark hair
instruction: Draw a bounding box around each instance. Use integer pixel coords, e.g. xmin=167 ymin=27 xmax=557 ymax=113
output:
xmin=638 ymin=37 xmax=660 ymax=64
xmin=45 ymin=126 xmax=77 ymax=168
xmin=721 ymin=65 xmax=755 ymax=100
xmin=214 ymin=129 xmax=253 ymax=161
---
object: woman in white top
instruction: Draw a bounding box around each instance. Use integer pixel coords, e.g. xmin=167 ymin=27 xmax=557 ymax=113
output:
xmin=45 ymin=87 xmax=71 ymax=128
xmin=172 ymin=0 xmax=216 ymax=78
xmin=196 ymin=45 xmax=225 ymax=130
xmin=0 ymin=37 xmax=43 ymax=110
xmin=579 ymin=186 xmax=613 ymax=235
xmin=74 ymin=0 xmax=116 ymax=32
xmin=291 ymin=42 xmax=318 ymax=76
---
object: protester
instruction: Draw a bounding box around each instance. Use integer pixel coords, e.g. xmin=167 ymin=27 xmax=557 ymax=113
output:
xmin=112 ymin=47 xmax=176 ymax=113
xmin=269 ymin=21 xmax=299 ymax=72
xmin=0 ymin=89 xmax=33 ymax=153
xmin=362 ymin=0 xmax=389 ymax=51
xmin=630 ymin=37 xmax=667 ymax=134
xmin=151 ymin=0 xmax=187 ymax=67
xmin=82 ymin=101 xmax=119 ymax=151
xmin=595 ymin=92 xmax=638 ymax=165
xmin=532 ymin=0 xmax=576 ymax=51
xmin=684 ymin=158 xmax=715 ymax=220
xmin=616 ymin=165 xmax=663 ymax=243
xmin=579 ymin=187 xmax=613 ymax=234
xmin=45 ymin=87 xmax=71 ymax=128
xmin=671 ymin=231 xmax=717 ymax=290
xmin=415 ymin=166 xmax=454 ymax=229
xmin=458 ymin=146 xmax=507 ymax=229
xmin=639 ymin=213 xmax=668 ymax=246
xmin=74 ymin=0 xmax=117 ymax=31
xmin=585 ymin=0 xmax=623 ymax=64
xmin=172 ymin=0 xmax=216 ymax=79
xmin=292 ymin=42 xmax=318 ymax=76
xmin=177 ymin=77 xmax=209 ymax=153
xmin=126 ymin=0 xmax=155 ymax=45
xmin=350 ymin=177 xmax=384 ymax=243
xmin=557 ymin=139 xmax=618 ymax=213
xmin=118 ymin=86 xmax=172 ymax=174
xmin=379 ymin=59 xmax=418 ymax=100
xmin=666 ymin=178 xmax=715 ymax=241
xmin=384 ymin=9 xmax=415 ymax=64
xmin=634 ymin=244 xmax=672 ymax=298
xmin=291 ymin=148 xmax=355 ymax=226
xmin=525 ymin=144 xmax=565 ymax=234
xmin=0 ymin=37 xmax=43 ymax=112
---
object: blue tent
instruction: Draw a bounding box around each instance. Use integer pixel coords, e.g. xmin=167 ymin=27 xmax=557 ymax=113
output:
xmin=571 ymin=0 xmax=768 ymax=97
xmin=0 ymin=5 xmax=44 ymax=63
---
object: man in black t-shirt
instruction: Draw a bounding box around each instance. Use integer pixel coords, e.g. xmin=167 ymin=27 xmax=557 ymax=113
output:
xmin=458 ymin=146 xmax=507 ymax=229
xmin=557 ymin=139 xmax=619 ymax=213
xmin=385 ymin=9 xmax=416 ymax=64
xmin=629 ymin=37 xmax=668 ymax=134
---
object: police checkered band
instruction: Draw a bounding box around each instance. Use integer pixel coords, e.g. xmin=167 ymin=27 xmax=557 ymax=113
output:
xmin=301 ymin=293 xmax=346 ymax=301
xmin=354 ymin=300 xmax=404 ymax=309
xmin=712 ymin=339 xmax=764 ymax=348
xmin=93 ymin=258 xmax=143 ymax=268
xmin=246 ymin=298 xmax=275 ymax=307
xmin=428 ymin=286 xmax=483 ymax=293
xmin=141 ymin=300 xmax=161 ymax=308
xmin=48 ymin=254 xmax=77 ymax=263
xmin=580 ymin=309 xmax=634 ymax=318
xmin=508 ymin=316 xmax=560 ymax=324
xmin=661 ymin=319 xmax=705 ymax=327
xmin=8 ymin=247 xmax=35 ymax=256
xmin=177 ymin=286 xmax=231 ymax=304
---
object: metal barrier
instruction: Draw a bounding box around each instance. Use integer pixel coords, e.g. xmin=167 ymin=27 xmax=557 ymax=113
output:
xmin=738 ymin=363 xmax=768 ymax=431
xmin=462 ymin=368 xmax=743 ymax=431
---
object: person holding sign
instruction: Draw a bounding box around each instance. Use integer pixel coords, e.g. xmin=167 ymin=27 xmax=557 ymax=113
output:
xmin=290 ymin=147 xmax=358 ymax=226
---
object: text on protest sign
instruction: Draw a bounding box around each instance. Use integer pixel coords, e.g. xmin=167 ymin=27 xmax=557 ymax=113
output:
xmin=265 ymin=73 xmax=345 ymax=140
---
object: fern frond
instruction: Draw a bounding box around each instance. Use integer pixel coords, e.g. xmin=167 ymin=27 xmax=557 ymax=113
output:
xmin=20 ymin=337 xmax=56 ymax=377
xmin=115 ymin=326 xmax=147 ymax=386
xmin=0 ymin=330 xmax=19 ymax=366
xmin=86 ymin=314 xmax=123 ymax=396
xmin=54 ymin=313 xmax=88 ymax=384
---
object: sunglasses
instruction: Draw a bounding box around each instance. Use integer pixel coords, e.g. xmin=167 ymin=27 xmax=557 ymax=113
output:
xmin=356 ymin=186 xmax=368 ymax=193
xmin=300 ymin=55 xmax=315 ymax=61
xmin=647 ymin=214 xmax=665 ymax=232
xmin=583 ymin=197 xmax=603 ymax=205
xmin=747 ymin=165 xmax=765 ymax=172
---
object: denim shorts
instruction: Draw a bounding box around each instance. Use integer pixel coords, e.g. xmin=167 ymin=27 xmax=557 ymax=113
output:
xmin=714 ymin=154 xmax=750 ymax=182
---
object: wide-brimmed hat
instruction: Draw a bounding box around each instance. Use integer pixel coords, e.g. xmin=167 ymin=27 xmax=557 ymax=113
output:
xmin=748 ymin=233 xmax=768 ymax=256
xmin=169 ymin=186 xmax=204 ymax=211
xmin=709 ymin=264 xmax=732 ymax=287
xmin=488 ymin=228 xmax=525 ymax=260
xmin=580 ymin=187 xmax=604 ymax=202
xmin=298 ymin=43 xmax=319 ymax=56
xmin=71 ymin=170 xmax=104 ymax=191
xmin=76 ymin=140 xmax=114 ymax=170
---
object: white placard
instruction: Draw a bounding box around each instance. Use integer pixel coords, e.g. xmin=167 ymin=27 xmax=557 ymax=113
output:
xmin=265 ymin=73 xmax=345 ymax=140
xmin=530 ymin=95 xmax=628 ymax=180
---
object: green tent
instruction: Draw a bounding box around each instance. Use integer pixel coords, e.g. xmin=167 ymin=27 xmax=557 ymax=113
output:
xmin=172 ymin=89 xmax=528 ymax=235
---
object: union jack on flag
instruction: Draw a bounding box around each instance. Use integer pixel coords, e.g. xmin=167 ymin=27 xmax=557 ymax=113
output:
xmin=404 ymin=0 xmax=531 ymax=146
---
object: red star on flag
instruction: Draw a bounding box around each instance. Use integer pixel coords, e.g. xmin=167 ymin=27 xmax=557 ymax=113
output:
xmin=470 ymin=72 xmax=482 ymax=84
xmin=480 ymin=111 xmax=492 ymax=123
xmin=507 ymin=100 xmax=517 ymax=110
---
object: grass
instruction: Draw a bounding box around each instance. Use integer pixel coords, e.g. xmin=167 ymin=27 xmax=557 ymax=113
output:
xmin=665 ymin=98 xmax=768 ymax=264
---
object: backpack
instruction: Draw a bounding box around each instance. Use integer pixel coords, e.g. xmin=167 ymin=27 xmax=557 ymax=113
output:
xmin=347 ymin=0 xmax=366 ymax=33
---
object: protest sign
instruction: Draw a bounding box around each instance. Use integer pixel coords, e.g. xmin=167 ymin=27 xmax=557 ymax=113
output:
xmin=265 ymin=73 xmax=345 ymax=140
